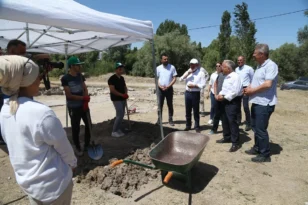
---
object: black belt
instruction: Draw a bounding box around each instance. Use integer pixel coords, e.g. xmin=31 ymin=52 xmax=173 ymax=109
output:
xmin=185 ymin=90 xmax=200 ymax=93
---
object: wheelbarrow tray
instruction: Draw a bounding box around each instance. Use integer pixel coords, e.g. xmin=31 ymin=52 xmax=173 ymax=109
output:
xmin=149 ymin=131 xmax=210 ymax=174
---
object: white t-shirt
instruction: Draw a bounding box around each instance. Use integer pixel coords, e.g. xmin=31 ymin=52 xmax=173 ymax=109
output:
xmin=156 ymin=64 xmax=177 ymax=87
xmin=209 ymin=71 xmax=218 ymax=94
xmin=0 ymin=97 xmax=77 ymax=203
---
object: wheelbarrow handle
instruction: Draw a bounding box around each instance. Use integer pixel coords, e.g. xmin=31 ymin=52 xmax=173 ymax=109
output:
xmin=163 ymin=171 xmax=173 ymax=184
xmin=110 ymin=159 xmax=156 ymax=169
xmin=110 ymin=160 xmax=124 ymax=167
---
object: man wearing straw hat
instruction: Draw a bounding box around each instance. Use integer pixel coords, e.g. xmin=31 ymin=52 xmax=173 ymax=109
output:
xmin=0 ymin=55 xmax=77 ymax=204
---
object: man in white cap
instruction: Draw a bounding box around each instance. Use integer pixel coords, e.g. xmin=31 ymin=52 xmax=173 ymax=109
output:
xmin=180 ymin=58 xmax=206 ymax=132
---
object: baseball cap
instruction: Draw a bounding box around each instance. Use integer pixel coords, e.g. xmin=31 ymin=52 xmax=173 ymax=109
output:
xmin=68 ymin=56 xmax=84 ymax=66
xmin=190 ymin=58 xmax=199 ymax=64
xmin=115 ymin=62 xmax=125 ymax=69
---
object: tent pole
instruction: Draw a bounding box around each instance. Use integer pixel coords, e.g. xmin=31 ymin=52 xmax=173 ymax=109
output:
xmin=65 ymin=44 xmax=68 ymax=127
xmin=151 ymin=40 xmax=164 ymax=140
xmin=26 ymin=23 xmax=30 ymax=45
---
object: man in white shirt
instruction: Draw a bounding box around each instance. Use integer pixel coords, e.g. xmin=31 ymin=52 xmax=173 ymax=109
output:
xmin=207 ymin=63 xmax=220 ymax=124
xmin=180 ymin=59 xmax=206 ymax=132
xmin=156 ymin=54 xmax=177 ymax=126
xmin=199 ymin=66 xmax=209 ymax=117
xmin=244 ymin=44 xmax=278 ymax=163
xmin=216 ymin=60 xmax=243 ymax=152
xmin=235 ymin=56 xmax=254 ymax=131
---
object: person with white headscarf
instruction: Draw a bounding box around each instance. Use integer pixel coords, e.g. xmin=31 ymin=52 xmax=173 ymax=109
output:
xmin=0 ymin=55 xmax=77 ymax=204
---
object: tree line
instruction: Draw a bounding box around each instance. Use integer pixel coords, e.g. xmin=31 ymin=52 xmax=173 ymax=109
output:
xmin=49 ymin=3 xmax=308 ymax=82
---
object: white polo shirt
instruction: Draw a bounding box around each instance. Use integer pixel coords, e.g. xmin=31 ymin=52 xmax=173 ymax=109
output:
xmin=235 ymin=64 xmax=254 ymax=87
xmin=249 ymin=59 xmax=278 ymax=106
xmin=156 ymin=64 xmax=177 ymax=87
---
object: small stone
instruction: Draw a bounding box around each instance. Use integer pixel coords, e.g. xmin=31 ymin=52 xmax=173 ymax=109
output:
xmin=8 ymin=177 xmax=11 ymax=180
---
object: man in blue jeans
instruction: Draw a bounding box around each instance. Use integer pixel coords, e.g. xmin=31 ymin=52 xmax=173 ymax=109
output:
xmin=108 ymin=63 xmax=129 ymax=138
xmin=244 ymin=44 xmax=278 ymax=163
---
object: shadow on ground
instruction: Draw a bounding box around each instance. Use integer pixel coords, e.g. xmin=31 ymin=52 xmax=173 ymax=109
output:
xmin=63 ymin=120 xmax=179 ymax=176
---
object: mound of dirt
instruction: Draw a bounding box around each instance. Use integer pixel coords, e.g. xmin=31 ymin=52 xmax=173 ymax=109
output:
xmin=80 ymin=144 xmax=160 ymax=198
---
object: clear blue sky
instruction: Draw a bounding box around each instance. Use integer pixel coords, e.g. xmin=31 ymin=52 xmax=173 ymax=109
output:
xmin=75 ymin=0 xmax=308 ymax=49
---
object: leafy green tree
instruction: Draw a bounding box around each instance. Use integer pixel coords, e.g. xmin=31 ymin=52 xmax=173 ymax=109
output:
xmin=271 ymin=43 xmax=301 ymax=81
xmin=132 ymin=31 xmax=200 ymax=77
xmin=202 ymin=39 xmax=220 ymax=73
xmin=218 ymin=11 xmax=232 ymax=61
xmin=156 ymin=19 xmax=189 ymax=36
xmin=297 ymin=11 xmax=308 ymax=44
xmin=233 ymin=2 xmax=257 ymax=64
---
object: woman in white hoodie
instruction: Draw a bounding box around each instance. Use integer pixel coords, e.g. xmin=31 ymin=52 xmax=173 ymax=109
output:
xmin=0 ymin=55 xmax=77 ymax=205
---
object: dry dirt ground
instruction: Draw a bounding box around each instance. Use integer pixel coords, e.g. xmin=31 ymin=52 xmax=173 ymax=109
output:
xmin=0 ymin=77 xmax=308 ymax=205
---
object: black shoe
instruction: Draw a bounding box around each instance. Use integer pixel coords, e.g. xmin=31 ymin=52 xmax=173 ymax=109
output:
xmin=229 ymin=144 xmax=241 ymax=152
xmin=184 ymin=127 xmax=191 ymax=131
xmin=195 ymin=127 xmax=201 ymax=133
xmin=245 ymin=125 xmax=252 ymax=131
xmin=216 ymin=138 xmax=231 ymax=143
xmin=169 ymin=121 xmax=175 ymax=126
xmin=251 ymin=155 xmax=271 ymax=163
xmin=245 ymin=147 xmax=259 ymax=155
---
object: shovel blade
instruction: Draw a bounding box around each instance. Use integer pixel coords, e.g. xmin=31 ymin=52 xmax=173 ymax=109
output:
xmin=88 ymin=144 xmax=104 ymax=160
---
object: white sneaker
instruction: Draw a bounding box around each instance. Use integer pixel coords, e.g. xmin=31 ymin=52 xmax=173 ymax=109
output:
xmin=118 ymin=130 xmax=125 ymax=135
xmin=207 ymin=119 xmax=213 ymax=125
xmin=219 ymin=121 xmax=222 ymax=126
xmin=112 ymin=131 xmax=125 ymax=138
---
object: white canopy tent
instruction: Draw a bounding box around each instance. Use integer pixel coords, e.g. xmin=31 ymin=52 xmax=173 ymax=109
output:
xmin=0 ymin=0 xmax=164 ymax=139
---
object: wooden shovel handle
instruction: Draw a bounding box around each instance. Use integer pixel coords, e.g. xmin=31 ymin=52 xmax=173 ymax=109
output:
xmin=110 ymin=160 xmax=124 ymax=168
xmin=163 ymin=172 xmax=173 ymax=184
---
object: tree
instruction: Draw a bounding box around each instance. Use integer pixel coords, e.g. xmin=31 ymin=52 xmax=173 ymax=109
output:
xmin=132 ymin=31 xmax=201 ymax=77
xmin=218 ymin=11 xmax=232 ymax=61
xmin=156 ymin=19 xmax=189 ymax=36
xmin=202 ymin=39 xmax=220 ymax=73
xmin=233 ymin=2 xmax=257 ymax=64
xmin=298 ymin=11 xmax=308 ymax=44
xmin=271 ymin=43 xmax=301 ymax=81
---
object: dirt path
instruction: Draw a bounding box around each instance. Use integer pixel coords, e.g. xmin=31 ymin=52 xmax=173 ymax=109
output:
xmin=0 ymin=84 xmax=308 ymax=205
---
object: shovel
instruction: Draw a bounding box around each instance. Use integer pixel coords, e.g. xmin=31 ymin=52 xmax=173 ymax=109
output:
xmin=85 ymin=110 xmax=103 ymax=160
xmin=125 ymin=100 xmax=132 ymax=131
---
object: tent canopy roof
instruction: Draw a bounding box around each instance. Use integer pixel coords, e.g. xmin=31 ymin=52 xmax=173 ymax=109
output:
xmin=0 ymin=0 xmax=154 ymax=54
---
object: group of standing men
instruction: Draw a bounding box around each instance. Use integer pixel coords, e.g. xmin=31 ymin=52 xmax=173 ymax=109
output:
xmin=156 ymin=43 xmax=278 ymax=163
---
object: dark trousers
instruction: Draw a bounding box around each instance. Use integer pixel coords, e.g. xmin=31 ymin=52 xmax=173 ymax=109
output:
xmin=237 ymin=94 xmax=251 ymax=125
xmin=251 ymin=104 xmax=275 ymax=157
xmin=221 ymin=97 xmax=241 ymax=145
xmin=210 ymin=92 xmax=217 ymax=119
xmin=68 ymin=107 xmax=91 ymax=150
xmin=212 ymin=100 xmax=223 ymax=132
xmin=157 ymin=87 xmax=174 ymax=121
xmin=185 ymin=91 xmax=200 ymax=128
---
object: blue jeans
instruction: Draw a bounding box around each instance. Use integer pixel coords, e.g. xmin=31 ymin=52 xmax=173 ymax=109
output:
xmin=185 ymin=91 xmax=200 ymax=128
xmin=210 ymin=92 xmax=217 ymax=120
xmin=251 ymin=104 xmax=275 ymax=157
xmin=113 ymin=101 xmax=126 ymax=132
